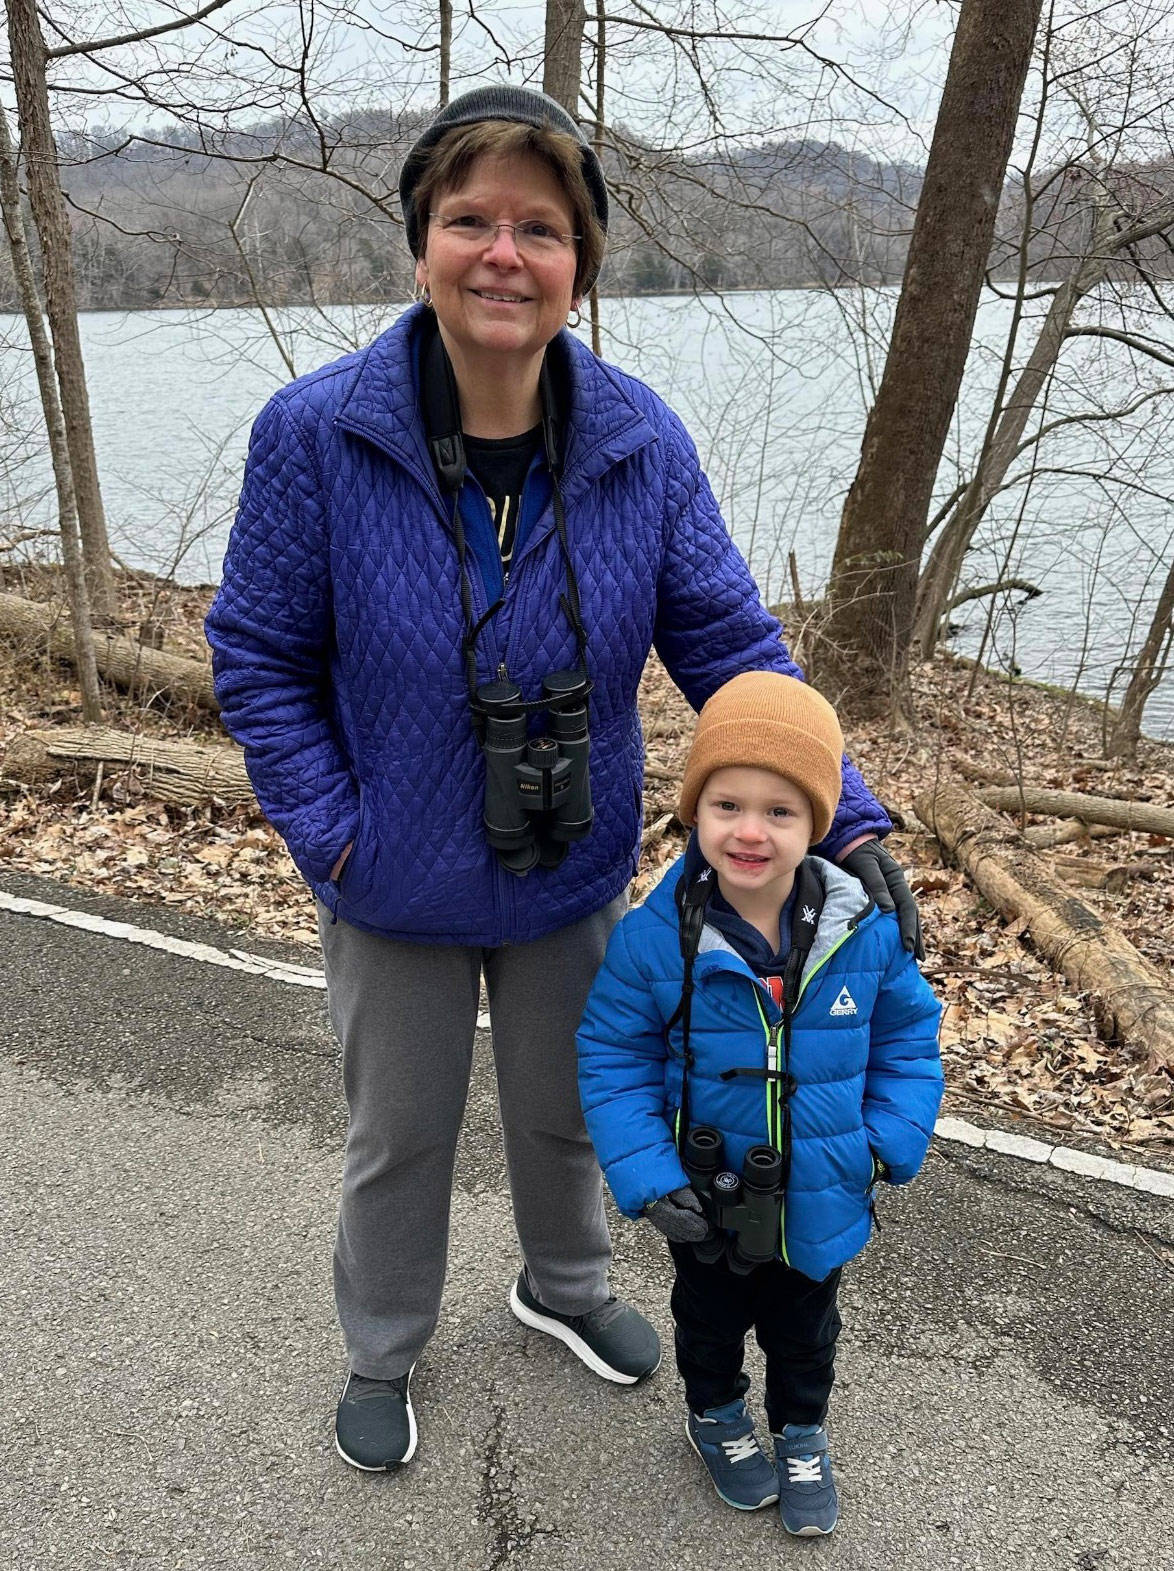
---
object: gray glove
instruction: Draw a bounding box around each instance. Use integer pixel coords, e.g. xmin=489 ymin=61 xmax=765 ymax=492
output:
xmin=644 ymin=1186 xmax=714 ymax=1243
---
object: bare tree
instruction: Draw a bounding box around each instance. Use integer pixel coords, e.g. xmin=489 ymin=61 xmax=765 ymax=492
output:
xmin=1108 ymin=555 xmax=1174 ymax=757
xmin=812 ymin=0 xmax=1044 ymax=720
xmin=914 ymin=40 xmax=1174 ymax=659
xmin=439 ymin=0 xmax=453 ymax=107
xmin=544 ymin=0 xmax=587 ymax=115
xmin=0 ymin=102 xmax=103 ymax=719
xmin=588 ymin=0 xmax=605 ymax=354
xmin=6 ymin=0 xmax=115 ymax=618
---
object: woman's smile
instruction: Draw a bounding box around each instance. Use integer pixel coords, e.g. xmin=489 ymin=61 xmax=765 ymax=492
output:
xmin=415 ymin=152 xmax=579 ymax=379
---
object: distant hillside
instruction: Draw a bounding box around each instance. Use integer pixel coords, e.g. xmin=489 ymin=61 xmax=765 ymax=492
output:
xmin=2 ymin=108 xmax=1166 ymax=311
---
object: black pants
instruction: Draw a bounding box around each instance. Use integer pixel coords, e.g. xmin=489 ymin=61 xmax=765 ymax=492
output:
xmin=668 ymin=1242 xmax=842 ymax=1432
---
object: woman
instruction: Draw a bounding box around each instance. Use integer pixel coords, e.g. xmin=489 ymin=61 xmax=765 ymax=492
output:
xmin=205 ymin=85 xmax=920 ymax=1473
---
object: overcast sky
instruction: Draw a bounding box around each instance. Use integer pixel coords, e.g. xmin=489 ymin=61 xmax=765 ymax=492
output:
xmin=8 ymin=0 xmax=957 ymax=163
xmin=15 ymin=0 xmax=1164 ymax=173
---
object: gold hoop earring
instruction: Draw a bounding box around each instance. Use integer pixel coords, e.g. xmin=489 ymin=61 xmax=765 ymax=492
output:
xmin=416 ymin=283 xmax=432 ymax=307
xmin=567 ymin=307 xmax=582 ymax=329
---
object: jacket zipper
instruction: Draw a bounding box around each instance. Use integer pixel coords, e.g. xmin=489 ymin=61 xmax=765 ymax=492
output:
xmin=334 ymin=413 xmax=511 ymax=932
xmin=752 ymin=922 xmax=865 ymax=1267
xmin=757 ymin=1000 xmax=792 ymax=1267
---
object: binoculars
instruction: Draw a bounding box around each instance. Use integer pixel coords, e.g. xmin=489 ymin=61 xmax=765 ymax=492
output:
xmin=475 ymin=670 xmax=593 ymax=875
xmin=683 ymin=1125 xmax=784 ymax=1274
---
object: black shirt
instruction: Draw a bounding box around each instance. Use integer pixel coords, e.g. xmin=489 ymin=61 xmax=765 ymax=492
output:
xmin=464 ymin=425 xmax=541 ymax=579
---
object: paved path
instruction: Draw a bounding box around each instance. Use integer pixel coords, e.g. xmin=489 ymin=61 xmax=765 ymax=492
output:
xmin=1 ymin=868 xmax=1171 ymax=1571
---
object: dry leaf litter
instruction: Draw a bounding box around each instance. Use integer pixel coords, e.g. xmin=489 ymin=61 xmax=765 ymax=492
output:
xmin=1 ymin=567 xmax=1171 ymax=1164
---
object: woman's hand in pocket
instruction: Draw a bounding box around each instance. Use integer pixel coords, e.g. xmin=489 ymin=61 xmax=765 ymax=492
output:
xmin=330 ymin=842 xmax=353 ymax=882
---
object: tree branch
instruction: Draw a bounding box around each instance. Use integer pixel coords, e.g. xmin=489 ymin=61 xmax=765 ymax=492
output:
xmin=1063 ymin=325 xmax=1174 ymax=369
xmin=946 ymin=578 xmax=1041 ymax=614
xmin=46 ymin=0 xmax=237 ymax=59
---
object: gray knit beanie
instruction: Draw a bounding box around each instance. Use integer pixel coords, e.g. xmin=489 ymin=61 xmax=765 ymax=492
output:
xmin=399 ymin=86 xmax=609 ymax=287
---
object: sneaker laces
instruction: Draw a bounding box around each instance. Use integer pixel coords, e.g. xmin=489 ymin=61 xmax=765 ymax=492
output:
xmin=721 ymin=1432 xmax=765 ymax=1466
xmin=785 ymin=1453 xmax=825 ymax=1484
xmin=346 ymin=1373 xmax=407 ymax=1404
xmin=575 ymin=1296 xmax=624 ymax=1330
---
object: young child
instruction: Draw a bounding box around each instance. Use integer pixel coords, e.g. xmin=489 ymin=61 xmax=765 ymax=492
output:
xmin=577 ymin=672 xmax=943 ymax=1537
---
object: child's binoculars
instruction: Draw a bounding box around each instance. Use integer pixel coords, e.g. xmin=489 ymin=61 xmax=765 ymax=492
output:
xmin=683 ymin=1126 xmax=784 ymax=1274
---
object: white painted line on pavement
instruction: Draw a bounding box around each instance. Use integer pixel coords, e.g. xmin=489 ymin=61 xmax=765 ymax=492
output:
xmin=3 ymin=888 xmax=1172 ymax=1199
xmin=935 ymin=1114 xmax=1174 ymax=1201
xmin=0 ymin=890 xmax=326 ymax=989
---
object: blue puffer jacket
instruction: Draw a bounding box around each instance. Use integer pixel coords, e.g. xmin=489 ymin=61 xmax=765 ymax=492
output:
xmin=577 ymin=854 xmax=943 ymax=1281
xmin=205 ymin=305 xmax=891 ymax=946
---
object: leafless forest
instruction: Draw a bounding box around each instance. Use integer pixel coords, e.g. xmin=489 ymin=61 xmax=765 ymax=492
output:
xmin=2 ymin=1 xmax=1171 ymax=730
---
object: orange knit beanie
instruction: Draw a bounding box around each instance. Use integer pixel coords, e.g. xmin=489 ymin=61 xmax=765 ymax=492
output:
xmin=677 ymin=672 xmax=844 ymax=843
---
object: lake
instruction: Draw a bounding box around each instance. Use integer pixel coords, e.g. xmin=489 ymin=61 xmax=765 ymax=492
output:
xmin=1 ymin=289 xmax=1171 ymax=739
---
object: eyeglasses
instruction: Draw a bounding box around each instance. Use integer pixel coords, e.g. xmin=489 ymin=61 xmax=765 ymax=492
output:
xmin=428 ymin=213 xmax=580 ymax=254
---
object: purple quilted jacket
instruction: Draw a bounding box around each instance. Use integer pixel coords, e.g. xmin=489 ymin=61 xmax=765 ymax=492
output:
xmin=205 ymin=305 xmax=891 ymax=945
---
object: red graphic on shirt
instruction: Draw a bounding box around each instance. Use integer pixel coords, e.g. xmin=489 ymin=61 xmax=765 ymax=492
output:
xmin=760 ymin=975 xmax=785 ymax=1010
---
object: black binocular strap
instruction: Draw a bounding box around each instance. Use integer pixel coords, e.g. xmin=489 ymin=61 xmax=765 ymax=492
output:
xmin=448 ymin=498 xmax=504 ymax=717
xmin=667 ymin=866 xmax=715 ymax=1157
xmin=549 ymin=478 xmax=589 ymax=684
xmin=422 ymin=319 xmax=589 ymax=712
xmin=669 ymin=859 xmax=826 ymax=1176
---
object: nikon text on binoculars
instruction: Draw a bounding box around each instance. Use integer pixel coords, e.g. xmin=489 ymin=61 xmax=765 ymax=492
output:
xmin=683 ymin=1126 xmax=784 ymax=1273
xmin=476 ymin=669 xmax=594 ymax=874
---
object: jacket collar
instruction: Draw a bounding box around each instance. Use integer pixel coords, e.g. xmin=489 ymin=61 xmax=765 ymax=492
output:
xmin=334 ymin=304 xmax=658 ymax=503
xmin=646 ymin=844 xmax=875 ymax=995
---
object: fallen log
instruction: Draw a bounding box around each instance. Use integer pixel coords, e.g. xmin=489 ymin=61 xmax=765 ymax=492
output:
xmin=2 ymin=726 xmax=253 ymax=808
xmin=0 ymin=590 xmax=218 ymax=712
xmin=1050 ymin=855 xmax=1157 ymax=891
xmin=979 ymin=785 xmax=1174 ymax=838
xmin=640 ymin=811 xmax=675 ymax=850
xmin=916 ymin=781 xmax=1174 ymax=1074
xmin=956 ymin=760 xmax=1017 ymax=786
xmin=1022 ymin=819 xmax=1121 ymax=849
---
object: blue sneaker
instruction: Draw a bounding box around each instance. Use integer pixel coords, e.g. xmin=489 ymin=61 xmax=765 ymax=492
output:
xmin=685 ymin=1399 xmax=779 ymax=1510
xmin=774 ymin=1423 xmax=839 ymax=1535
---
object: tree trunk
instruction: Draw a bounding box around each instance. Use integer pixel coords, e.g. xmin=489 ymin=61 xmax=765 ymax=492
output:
xmin=917 ymin=782 xmax=1174 ymax=1072
xmin=978 ymin=785 xmax=1174 ymax=838
xmin=543 ymin=0 xmax=586 ymax=115
xmin=0 ymin=105 xmax=104 ymax=722
xmin=1107 ymin=556 xmax=1174 ymax=760
xmin=588 ymin=0 xmax=605 ymax=356
xmin=913 ymin=277 xmax=1078 ymax=656
xmin=912 ymin=198 xmax=1122 ymax=655
xmin=6 ymin=0 xmax=115 ymax=620
xmin=439 ymin=0 xmax=452 ymax=107
xmin=0 ymin=591 xmax=218 ymax=711
xmin=3 ymin=725 xmax=252 ymax=806
xmin=813 ymin=0 xmax=1043 ymax=719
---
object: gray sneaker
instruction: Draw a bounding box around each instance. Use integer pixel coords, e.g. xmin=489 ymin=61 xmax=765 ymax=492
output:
xmin=509 ymin=1271 xmax=661 ymax=1384
xmin=334 ymin=1368 xmax=416 ymax=1470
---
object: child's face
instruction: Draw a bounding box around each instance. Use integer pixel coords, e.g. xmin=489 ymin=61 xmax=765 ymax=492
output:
xmin=695 ymin=766 xmax=814 ymax=910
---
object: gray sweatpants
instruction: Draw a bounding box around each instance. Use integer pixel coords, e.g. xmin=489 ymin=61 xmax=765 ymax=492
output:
xmin=317 ymin=895 xmax=626 ymax=1379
